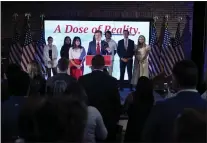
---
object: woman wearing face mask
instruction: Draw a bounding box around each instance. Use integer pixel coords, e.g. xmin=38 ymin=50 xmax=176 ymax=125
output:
xmin=60 ymin=36 xmax=71 ymax=59
xmin=131 ymin=35 xmax=151 ymax=86
xmin=43 ymin=36 xmax=58 ymax=78
xmin=69 ymin=36 xmax=86 ymax=79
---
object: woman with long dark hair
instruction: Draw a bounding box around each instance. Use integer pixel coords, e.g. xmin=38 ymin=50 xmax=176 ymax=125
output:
xmin=124 ymin=76 xmax=154 ymax=143
xmin=60 ymin=36 xmax=71 ymax=59
xmin=69 ymin=37 xmax=86 ymax=79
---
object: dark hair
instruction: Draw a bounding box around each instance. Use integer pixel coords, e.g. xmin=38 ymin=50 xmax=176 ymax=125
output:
xmin=57 ymin=58 xmax=69 ymax=72
xmin=134 ymin=76 xmax=154 ymax=104
xmin=94 ymin=30 xmax=102 ymax=35
xmin=92 ymin=55 xmax=105 ymax=69
xmin=72 ymin=36 xmax=82 ymax=49
xmin=63 ymin=36 xmax=71 ymax=45
xmin=47 ymin=36 xmax=53 ymax=41
xmin=105 ymin=31 xmax=112 ymax=36
xmin=18 ymin=96 xmax=87 ymax=142
xmin=123 ymin=30 xmax=129 ymax=35
xmin=172 ymin=60 xmax=198 ymax=88
xmin=174 ymin=109 xmax=207 ymax=143
xmin=93 ymin=35 xmax=95 ymax=41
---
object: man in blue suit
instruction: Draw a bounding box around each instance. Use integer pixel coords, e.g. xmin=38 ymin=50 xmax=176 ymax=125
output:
xmin=142 ymin=60 xmax=207 ymax=142
xmin=117 ymin=30 xmax=135 ymax=91
xmin=87 ymin=30 xmax=110 ymax=55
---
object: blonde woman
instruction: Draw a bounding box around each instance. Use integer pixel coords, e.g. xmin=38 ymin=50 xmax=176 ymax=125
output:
xmin=131 ymin=35 xmax=151 ymax=86
xmin=27 ymin=61 xmax=46 ymax=95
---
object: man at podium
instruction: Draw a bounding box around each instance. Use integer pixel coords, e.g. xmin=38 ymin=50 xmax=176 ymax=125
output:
xmin=87 ymin=30 xmax=111 ymax=55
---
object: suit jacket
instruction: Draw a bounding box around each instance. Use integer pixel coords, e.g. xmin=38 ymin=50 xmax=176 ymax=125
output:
xmin=87 ymin=40 xmax=110 ymax=55
xmin=43 ymin=44 xmax=58 ymax=68
xmin=117 ymin=39 xmax=135 ymax=59
xmin=142 ymin=91 xmax=207 ymax=142
xmin=78 ymin=71 xmax=121 ymax=139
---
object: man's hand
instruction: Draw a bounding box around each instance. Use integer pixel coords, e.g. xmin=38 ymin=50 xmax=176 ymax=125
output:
xmin=121 ymin=58 xmax=128 ymax=62
xmin=106 ymin=47 xmax=111 ymax=52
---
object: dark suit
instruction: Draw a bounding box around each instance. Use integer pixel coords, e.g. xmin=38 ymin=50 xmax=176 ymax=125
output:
xmin=117 ymin=39 xmax=134 ymax=87
xmin=78 ymin=71 xmax=121 ymax=142
xmin=142 ymin=91 xmax=207 ymax=142
xmin=87 ymin=40 xmax=110 ymax=55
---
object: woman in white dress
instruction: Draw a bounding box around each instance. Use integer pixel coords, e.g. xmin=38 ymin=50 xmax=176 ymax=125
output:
xmin=131 ymin=35 xmax=151 ymax=86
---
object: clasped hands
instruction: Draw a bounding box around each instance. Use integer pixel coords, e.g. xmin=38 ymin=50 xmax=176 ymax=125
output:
xmin=121 ymin=58 xmax=130 ymax=63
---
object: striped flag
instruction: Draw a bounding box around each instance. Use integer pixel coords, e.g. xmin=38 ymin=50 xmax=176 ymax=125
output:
xmin=35 ymin=22 xmax=46 ymax=74
xmin=174 ymin=22 xmax=185 ymax=62
xmin=21 ymin=19 xmax=35 ymax=72
xmin=148 ymin=22 xmax=161 ymax=78
xmin=161 ymin=21 xmax=177 ymax=76
xmin=9 ymin=23 xmax=22 ymax=66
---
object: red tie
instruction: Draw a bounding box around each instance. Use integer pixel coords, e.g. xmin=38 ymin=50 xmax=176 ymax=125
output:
xmin=96 ymin=42 xmax=101 ymax=55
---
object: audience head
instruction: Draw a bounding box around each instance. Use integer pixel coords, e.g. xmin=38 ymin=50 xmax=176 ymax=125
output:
xmin=123 ymin=30 xmax=129 ymax=39
xmin=138 ymin=35 xmax=146 ymax=46
xmin=91 ymin=55 xmax=105 ymax=70
xmin=174 ymin=108 xmax=207 ymax=143
xmin=19 ymin=96 xmax=87 ymax=142
xmin=57 ymin=58 xmax=69 ymax=73
xmin=94 ymin=30 xmax=102 ymax=41
xmin=63 ymin=36 xmax=71 ymax=46
xmin=27 ymin=61 xmax=42 ymax=79
xmin=105 ymin=31 xmax=112 ymax=39
xmin=135 ymin=76 xmax=154 ymax=103
xmin=72 ymin=36 xmax=82 ymax=49
xmin=172 ymin=60 xmax=198 ymax=90
xmin=47 ymin=36 xmax=53 ymax=45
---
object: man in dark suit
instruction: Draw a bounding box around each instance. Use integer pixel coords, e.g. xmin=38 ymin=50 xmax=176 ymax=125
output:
xmin=117 ymin=30 xmax=135 ymax=91
xmin=78 ymin=55 xmax=121 ymax=142
xmin=142 ymin=60 xmax=207 ymax=142
xmin=87 ymin=30 xmax=111 ymax=55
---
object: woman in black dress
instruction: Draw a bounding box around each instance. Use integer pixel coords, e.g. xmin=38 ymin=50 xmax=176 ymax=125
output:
xmin=60 ymin=36 xmax=71 ymax=59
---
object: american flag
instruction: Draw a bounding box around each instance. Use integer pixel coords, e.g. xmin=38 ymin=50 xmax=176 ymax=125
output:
xmin=21 ymin=19 xmax=35 ymax=72
xmin=161 ymin=22 xmax=176 ymax=76
xmin=148 ymin=22 xmax=162 ymax=78
xmin=9 ymin=23 xmax=22 ymax=66
xmin=174 ymin=22 xmax=185 ymax=62
xmin=35 ymin=22 xmax=46 ymax=74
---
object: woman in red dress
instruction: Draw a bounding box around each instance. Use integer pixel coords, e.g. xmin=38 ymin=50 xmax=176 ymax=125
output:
xmin=69 ymin=37 xmax=86 ymax=79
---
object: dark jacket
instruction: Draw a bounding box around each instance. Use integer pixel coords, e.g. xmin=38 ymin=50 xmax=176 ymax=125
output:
xmin=142 ymin=91 xmax=207 ymax=142
xmin=78 ymin=70 xmax=121 ymax=141
xmin=87 ymin=40 xmax=110 ymax=55
xmin=117 ymin=39 xmax=134 ymax=59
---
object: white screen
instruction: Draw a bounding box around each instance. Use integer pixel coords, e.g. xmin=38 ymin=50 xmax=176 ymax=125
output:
xmin=44 ymin=20 xmax=150 ymax=80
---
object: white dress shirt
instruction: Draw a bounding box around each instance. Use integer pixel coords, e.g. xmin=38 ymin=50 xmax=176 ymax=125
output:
xmin=105 ymin=39 xmax=117 ymax=61
xmin=124 ymin=38 xmax=128 ymax=49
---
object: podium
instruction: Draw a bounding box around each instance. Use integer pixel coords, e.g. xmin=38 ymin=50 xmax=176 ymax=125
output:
xmin=86 ymin=55 xmax=112 ymax=66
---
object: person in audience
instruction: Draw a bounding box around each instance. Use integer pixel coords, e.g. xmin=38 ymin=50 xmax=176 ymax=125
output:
xmin=69 ymin=36 xmax=86 ymax=79
xmin=142 ymin=60 xmax=207 ymax=142
xmin=2 ymin=64 xmax=30 ymax=142
xmin=201 ymin=71 xmax=207 ymax=100
xmin=124 ymin=76 xmax=154 ymax=142
xmin=27 ymin=61 xmax=46 ymax=96
xmin=18 ymin=95 xmax=87 ymax=142
xmin=79 ymin=55 xmax=121 ymax=142
xmin=174 ymin=108 xmax=207 ymax=143
xmin=46 ymin=57 xmax=76 ymax=95
xmin=60 ymin=36 xmax=71 ymax=59
xmin=68 ymin=82 xmax=107 ymax=143
xmin=44 ymin=36 xmax=58 ymax=78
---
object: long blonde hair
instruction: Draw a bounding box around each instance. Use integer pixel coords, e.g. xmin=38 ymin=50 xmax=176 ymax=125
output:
xmin=137 ymin=35 xmax=146 ymax=48
xmin=27 ymin=61 xmax=42 ymax=79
